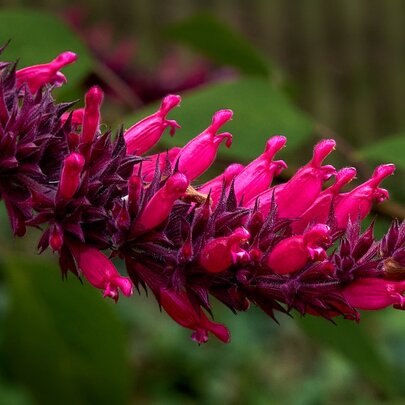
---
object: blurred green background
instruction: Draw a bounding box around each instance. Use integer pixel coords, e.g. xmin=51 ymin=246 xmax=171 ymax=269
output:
xmin=1 ymin=1 xmax=405 ymax=404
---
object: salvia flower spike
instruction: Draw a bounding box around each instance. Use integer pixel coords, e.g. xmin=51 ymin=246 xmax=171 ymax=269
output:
xmin=1 ymin=49 xmax=404 ymax=344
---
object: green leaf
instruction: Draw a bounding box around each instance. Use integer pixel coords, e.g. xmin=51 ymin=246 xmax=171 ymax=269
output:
xmin=359 ymin=135 xmax=405 ymax=170
xmin=0 ymin=9 xmax=93 ymax=99
xmin=125 ymin=78 xmax=314 ymax=162
xmin=1 ymin=254 xmax=130 ymax=405
xmin=166 ymin=13 xmax=270 ymax=77
xmin=298 ymin=316 xmax=397 ymax=396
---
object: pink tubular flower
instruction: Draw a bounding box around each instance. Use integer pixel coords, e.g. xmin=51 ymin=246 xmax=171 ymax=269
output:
xmin=124 ymin=94 xmax=181 ymax=155
xmin=267 ymin=224 xmax=331 ymax=274
xmin=251 ymin=139 xmax=336 ymax=217
xmin=70 ymin=242 xmax=133 ymax=302
xmin=200 ymin=227 xmax=250 ymax=273
xmin=292 ymin=167 xmax=357 ymax=233
xmin=139 ymin=147 xmax=181 ymax=181
xmin=16 ymin=51 xmax=77 ymax=93
xmin=159 ymin=288 xmax=230 ymax=344
xmin=177 ymin=109 xmax=233 ymax=180
xmin=81 ymin=86 xmax=104 ymax=144
xmin=335 ymin=164 xmax=396 ymax=229
xmin=134 ymin=173 xmax=189 ymax=233
xmin=233 ymin=136 xmax=287 ymax=203
xmin=197 ymin=163 xmax=244 ymax=205
xmin=343 ymin=278 xmax=405 ymax=310
xmin=58 ymin=152 xmax=85 ymax=200
xmin=276 ymin=139 xmax=336 ymax=218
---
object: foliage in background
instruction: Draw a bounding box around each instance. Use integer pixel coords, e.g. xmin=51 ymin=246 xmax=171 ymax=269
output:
xmin=0 ymin=5 xmax=405 ymax=405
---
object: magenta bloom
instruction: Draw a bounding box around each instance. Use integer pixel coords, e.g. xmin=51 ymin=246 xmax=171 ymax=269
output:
xmin=70 ymin=242 xmax=133 ymax=302
xmin=343 ymin=278 xmax=405 ymax=310
xmin=16 ymin=51 xmax=77 ymax=92
xmin=292 ymin=167 xmax=357 ymax=233
xmin=124 ymin=94 xmax=181 ymax=155
xmin=133 ymin=172 xmax=189 ymax=233
xmin=1 ymin=49 xmax=405 ymax=344
xmin=335 ymin=164 xmax=395 ymax=228
xmin=233 ymin=136 xmax=287 ymax=203
xmin=176 ymin=109 xmax=233 ymax=180
xmin=159 ymin=288 xmax=231 ymax=344
xmin=200 ymin=227 xmax=251 ymax=273
xmin=251 ymin=139 xmax=336 ymax=217
xmin=267 ymin=224 xmax=331 ymax=275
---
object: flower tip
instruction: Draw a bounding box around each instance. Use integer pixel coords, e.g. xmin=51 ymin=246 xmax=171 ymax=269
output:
xmin=338 ymin=167 xmax=357 ymax=183
xmin=65 ymin=152 xmax=85 ymax=171
xmin=54 ymin=51 xmax=78 ymax=66
xmin=161 ymin=94 xmax=181 ymax=114
xmin=312 ymin=139 xmax=336 ymax=167
xmin=373 ymin=164 xmax=396 ymax=182
xmin=224 ymin=163 xmax=245 ymax=180
xmin=115 ymin=277 xmax=134 ymax=297
xmin=207 ymin=323 xmax=231 ymax=343
xmin=211 ymin=109 xmax=233 ymax=131
xmin=85 ymin=85 xmax=104 ymax=106
xmin=166 ymin=173 xmax=189 ymax=194
xmin=265 ymin=135 xmax=287 ymax=157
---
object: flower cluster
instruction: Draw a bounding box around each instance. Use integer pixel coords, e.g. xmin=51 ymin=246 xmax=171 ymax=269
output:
xmin=1 ymin=50 xmax=404 ymax=344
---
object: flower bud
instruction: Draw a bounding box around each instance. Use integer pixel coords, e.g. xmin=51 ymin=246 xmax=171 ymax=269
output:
xmin=200 ymin=227 xmax=250 ymax=273
xmin=58 ymin=153 xmax=85 ymax=200
xmin=134 ymin=173 xmax=189 ymax=232
xmin=124 ymin=94 xmax=181 ymax=155
xmin=267 ymin=224 xmax=331 ymax=274
xmin=81 ymin=86 xmax=104 ymax=144
xmin=177 ymin=109 xmax=233 ymax=180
